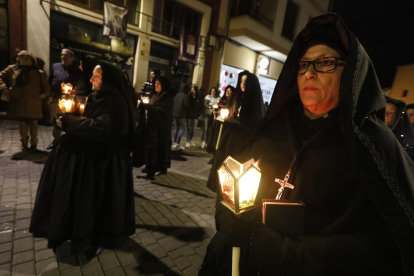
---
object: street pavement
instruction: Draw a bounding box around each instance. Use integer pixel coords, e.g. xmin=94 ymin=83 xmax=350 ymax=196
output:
xmin=0 ymin=117 xmax=217 ymax=276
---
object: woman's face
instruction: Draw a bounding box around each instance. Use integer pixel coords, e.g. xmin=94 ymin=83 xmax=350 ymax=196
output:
xmin=19 ymin=55 xmax=33 ymax=66
xmin=385 ymin=103 xmax=398 ymax=127
xmin=211 ymin=89 xmax=216 ymax=97
xmin=191 ymin=87 xmax=196 ymax=95
xmin=297 ymin=44 xmax=345 ymax=114
xmin=226 ymin=88 xmax=233 ymax=98
xmin=240 ymin=75 xmax=247 ymax=92
xmin=155 ymin=80 xmax=162 ymax=93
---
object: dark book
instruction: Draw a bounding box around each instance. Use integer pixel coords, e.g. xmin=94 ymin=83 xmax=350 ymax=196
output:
xmin=262 ymin=199 xmax=305 ymax=237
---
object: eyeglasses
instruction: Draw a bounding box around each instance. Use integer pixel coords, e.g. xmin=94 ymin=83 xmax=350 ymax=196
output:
xmin=293 ymin=56 xmax=346 ymax=75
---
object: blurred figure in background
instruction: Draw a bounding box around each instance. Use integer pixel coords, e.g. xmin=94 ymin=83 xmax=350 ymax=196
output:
xmin=406 ymin=103 xmax=414 ymax=125
xmin=140 ymin=69 xmax=160 ymax=100
xmin=172 ymin=83 xmax=189 ymax=149
xmin=202 ymin=87 xmax=221 ymax=148
xmin=47 ymin=49 xmax=84 ymax=149
xmin=385 ymin=97 xmax=414 ymax=160
xmin=0 ymin=49 xmax=50 ymax=151
xmin=135 ymin=76 xmax=174 ymax=179
xmin=184 ymin=85 xmax=203 ymax=148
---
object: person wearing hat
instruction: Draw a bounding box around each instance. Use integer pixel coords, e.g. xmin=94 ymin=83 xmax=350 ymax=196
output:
xmin=0 ymin=49 xmax=50 ymax=151
xmin=200 ymin=13 xmax=414 ymax=275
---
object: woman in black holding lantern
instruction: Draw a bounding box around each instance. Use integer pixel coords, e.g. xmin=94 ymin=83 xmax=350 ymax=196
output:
xmin=206 ymin=71 xmax=265 ymax=191
xmin=200 ymin=13 xmax=414 ymax=275
xmin=30 ymin=62 xmax=136 ymax=258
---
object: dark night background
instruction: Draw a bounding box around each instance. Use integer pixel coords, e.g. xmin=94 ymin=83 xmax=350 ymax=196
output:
xmin=331 ymin=0 xmax=414 ymax=88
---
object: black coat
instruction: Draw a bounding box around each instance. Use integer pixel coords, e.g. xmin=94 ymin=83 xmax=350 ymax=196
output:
xmin=183 ymin=93 xmax=203 ymax=119
xmin=30 ymin=88 xmax=135 ymax=253
xmin=200 ymin=13 xmax=414 ymax=276
xmin=134 ymin=76 xmax=174 ymax=176
xmin=49 ymin=62 xmax=84 ymax=98
xmin=172 ymin=84 xmax=189 ymax=118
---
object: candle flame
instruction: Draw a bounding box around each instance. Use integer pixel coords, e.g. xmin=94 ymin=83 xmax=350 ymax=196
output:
xmin=64 ymin=100 xmax=72 ymax=112
xmin=213 ymin=104 xmax=218 ymax=109
xmin=220 ymin=108 xmax=229 ymax=119
xmin=142 ymin=97 xmax=150 ymax=104
xmin=238 ymin=167 xmax=261 ymax=209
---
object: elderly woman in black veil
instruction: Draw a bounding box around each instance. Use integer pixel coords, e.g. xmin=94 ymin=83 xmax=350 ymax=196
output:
xmin=200 ymin=13 xmax=414 ymax=276
xmin=30 ymin=62 xmax=136 ymax=258
xmin=135 ymin=75 xmax=174 ymax=179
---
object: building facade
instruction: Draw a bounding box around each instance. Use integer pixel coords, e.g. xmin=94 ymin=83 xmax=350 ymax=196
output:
xmin=2 ymin=0 xmax=330 ymax=102
xmin=5 ymin=0 xmax=211 ymax=92
xmin=201 ymin=0 xmax=330 ymax=98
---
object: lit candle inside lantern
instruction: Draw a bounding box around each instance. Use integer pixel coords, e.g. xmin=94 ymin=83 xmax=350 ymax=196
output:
xmin=142 ymin=97 xmax=150 ymax=104
xmin=59 ymin=99 xmax=66 ymax=113
xmin=64 ymin=100 xmax=73 ymax=113
xmin=79 ymin=104 xmax=85 ymax=114
xmin=220 ymin=108 xmax=229 ymax=119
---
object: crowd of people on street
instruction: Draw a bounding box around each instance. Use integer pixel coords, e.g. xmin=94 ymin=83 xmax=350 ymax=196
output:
xmin=1 ymin=12 xmax=414 ymax=275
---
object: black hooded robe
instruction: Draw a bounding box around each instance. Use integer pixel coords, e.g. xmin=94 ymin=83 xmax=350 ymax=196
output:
xmin=206 ymin=71 xmax=265 ymax=192
xmin=200 ymin=13 xmax=414 ymax=276
xmin=134 ymin=76 xmax=174 ymax=177
xmin=30 ymin=63 xmax=136 ymax=254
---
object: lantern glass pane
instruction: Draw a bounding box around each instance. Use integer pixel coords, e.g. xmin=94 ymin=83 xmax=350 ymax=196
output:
xmin=238 ymin=166 xmax=261 ymax=210
xmin=218 ymin=164 xmax=235 ymax=209
xmin=224 ymin=156 xmax=243 ymax=178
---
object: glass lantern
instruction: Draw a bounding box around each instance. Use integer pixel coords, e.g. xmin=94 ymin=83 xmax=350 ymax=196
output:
xmin=217 ymin=156 xmax=261 ymax=214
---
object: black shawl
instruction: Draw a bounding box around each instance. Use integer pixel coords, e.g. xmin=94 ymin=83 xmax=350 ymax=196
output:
xmin=201 ymin=13 xmax=414 ymax=275
xmin=29 ymin=63 xmax=135 ymax=253
xmin=134 ymin=76 xmax=174 ymax=176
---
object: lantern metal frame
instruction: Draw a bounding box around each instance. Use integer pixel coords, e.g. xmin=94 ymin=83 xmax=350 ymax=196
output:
xmin=217 ymin=156 xmax=261 ymax=215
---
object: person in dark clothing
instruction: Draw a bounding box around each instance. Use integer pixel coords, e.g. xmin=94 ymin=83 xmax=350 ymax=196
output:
xmin=134 ymin=75 xmax=174 ymax=179
xmin=172 ymin=83 xmax=189 ymax=149
xmin=30 ymin=62 xmax=135 ymax=258
xmin=199 ymin=13 xmax=414 ymax=276
xmin=206 ymin=85 xmax=236 ymax=164
xmin=234 ymin=70 xmax=265 ymax=126
xmin=385 ymin=97 xmax=414 ymax=160
xmin=206 ymin=72 xmax=264 ymax=191
xmin=140 ymin=69 xmax=160 ymax=100
xmin=184 ymin=85 xmax=203 ymax=148
xmin=47 ymin=49 xmax=84 ymax=149
xmin=405 ymin=103 xmax=414 ymax=125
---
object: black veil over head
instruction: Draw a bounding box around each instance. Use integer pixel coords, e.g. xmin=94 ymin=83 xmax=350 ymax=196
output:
xmin=153 ymin=75 xmax=171 ymax=94
xmin=98 ymin=62 xmax=136 ymax=150
xmin=235 ymin=70 xmax=265 ymax=126
xmin=245 ymin=13 xmax=414 ymax=274
xmin=385 ymin=96 xmax=414 ymax=154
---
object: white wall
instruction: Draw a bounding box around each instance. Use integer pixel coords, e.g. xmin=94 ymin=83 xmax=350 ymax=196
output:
xmin=27 ymin=0 xmax=51 ymax=74
xmin=223 ymin=41 xmax=256 ymax=72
